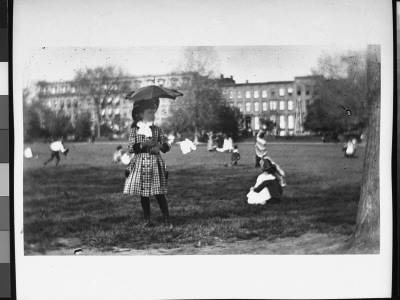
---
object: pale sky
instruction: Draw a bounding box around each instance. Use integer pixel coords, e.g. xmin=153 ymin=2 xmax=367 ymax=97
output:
xmin=15 ymin=0 xmax=391 ymax=87
xmin=22 ymin=45 xmax=354 ymax=86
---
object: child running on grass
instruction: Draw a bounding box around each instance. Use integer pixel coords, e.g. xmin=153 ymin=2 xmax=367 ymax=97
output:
xmin=43 ymin=140 xmax=69 ymax=167
xmin=123 ymin=98 xmax=172 ymax=228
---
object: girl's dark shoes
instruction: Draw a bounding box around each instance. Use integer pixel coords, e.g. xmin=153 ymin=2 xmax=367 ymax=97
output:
xmin=164 ymin=219 xmax=173 ymax=228
xmin=268 ymin=198 xmax=281 ymax=204
xmin=142 ymin=220 xmax=172 ymax=228
xmin=144 ymin=220 xmax=155 ymax=228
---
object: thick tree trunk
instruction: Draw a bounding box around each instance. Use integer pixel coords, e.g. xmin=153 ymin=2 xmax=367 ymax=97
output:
xmin=96 ymin=121 xmax=101 ymax=138
xmin=96 ymin=103 xmax=102 ymax=138
xmin=347 ymin=45 xmax=381 ymax=253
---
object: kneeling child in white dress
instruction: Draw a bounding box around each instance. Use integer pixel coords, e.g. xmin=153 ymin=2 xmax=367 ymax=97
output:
xmin=247 ymin=158 xmax=284 ymax=205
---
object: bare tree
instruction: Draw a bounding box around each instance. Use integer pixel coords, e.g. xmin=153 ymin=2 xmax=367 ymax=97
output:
xmin=74 ymin=66 xmax=131 ymax=138
xmin=307 ymin=50 xmax=368 ymax=136
xmin=166 ymin=73 xmax=230 ymax=143
xmin=346 ymin=45 xmax=381 ymax=253
xmin=180 ymin=46 xmax=221 ymax=76
xmin=168 ymin=47 xmax=223 ymax=142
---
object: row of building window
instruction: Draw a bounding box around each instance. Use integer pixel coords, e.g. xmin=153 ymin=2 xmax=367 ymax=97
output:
xmin=230 ymin=99 xmax=302 ymax=112
xmin=42 ymin=86 xmax=77 ymax=95
xmin=47 ymin=99 xmax=80 ymax=109
xmin=47 ymin=96 xmax=131 ymax=108
xmin=101 ymin=108 xmax=121 ymax=116
xmin=41 ymin=76 xmax=192 ymax=95
xmin=57 ymin=111 xmax=98 ymax=121
xmin=101 ymin=110 xmax=131 ymax=119
xmin=133 ymin=77 xmax=191 ymax=88
xmin=227 ymin=86 xmax=311 ymax=99
xmin=103 ymin=96 xmax=124 ymax=104
xmin=253 ymin=115 xmax=297 ymax=130
xmin=42 ymin=85 xmax=121 ymax=95
xmin=155 ymin=77 xmax=191 ymax=87
xmin=47 ymin=99 xmax=129 ymax=119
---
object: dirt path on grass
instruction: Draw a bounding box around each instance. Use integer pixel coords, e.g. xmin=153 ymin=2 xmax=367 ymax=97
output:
xmin=40 ymin=233 xmax=350 ymax=256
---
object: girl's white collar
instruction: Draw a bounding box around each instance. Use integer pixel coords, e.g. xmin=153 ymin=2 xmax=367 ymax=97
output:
xmin=137 ymin=121 xmax=153 ymax=137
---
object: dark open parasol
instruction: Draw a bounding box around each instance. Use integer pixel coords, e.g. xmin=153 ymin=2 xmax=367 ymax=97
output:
xmin=125 ymin=85 xmax=183 ymax=103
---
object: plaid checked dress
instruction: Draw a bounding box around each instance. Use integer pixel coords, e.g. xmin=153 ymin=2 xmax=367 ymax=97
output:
xmin=123 ymin=125 xmax=170 ymax=197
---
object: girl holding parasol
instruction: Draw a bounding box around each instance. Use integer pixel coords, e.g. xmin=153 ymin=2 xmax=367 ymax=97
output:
xmin=123 ymin=85 xmax=183 ymax=228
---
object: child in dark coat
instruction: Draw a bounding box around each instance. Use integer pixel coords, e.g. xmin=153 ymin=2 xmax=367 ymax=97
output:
xmin=225 ymin=145 xmax=240 ymax=167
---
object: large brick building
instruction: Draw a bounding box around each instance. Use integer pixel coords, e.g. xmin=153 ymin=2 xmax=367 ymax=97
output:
xmin=35 ymin=73 xmax=319 ymax=137
xmin=219 ymin=75 xmax=320 ymax=136
xmin=35 ymin=73 xmax=194 ymax=136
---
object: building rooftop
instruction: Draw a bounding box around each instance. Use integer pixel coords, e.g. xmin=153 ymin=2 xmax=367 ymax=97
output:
xmin=220 ymin=80 xmax=294 ymax=87
xmin=36 ymin=72 xmax=196 ymax=85
xmin=294 ymin=75 xmax=323 ymax=80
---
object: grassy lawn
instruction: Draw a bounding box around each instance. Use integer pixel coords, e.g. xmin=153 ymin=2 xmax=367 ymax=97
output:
xmin=23 ymin=141 xmax=365 ymax=254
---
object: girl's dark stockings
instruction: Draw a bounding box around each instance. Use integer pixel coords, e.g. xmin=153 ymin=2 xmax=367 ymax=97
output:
xmin=140 ymin=195 xmax=171 ymax=227
xmin=140 ymin=197 xmax=151 ymax=221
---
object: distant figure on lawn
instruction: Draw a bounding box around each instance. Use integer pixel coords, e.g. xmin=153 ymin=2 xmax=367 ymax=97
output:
xmin=43 ymin=140 xmax=69 ymax=167
xmin=207 ymin=132 xmax=218 ymax=152
xmin=121 ymin=152 xmax=134 ymax=166
xmin=342 ymin=139 xmax=357 ymax=158
xmin=224 ymin=145 xmax=240 ymax=167
xmin=177 ymin=138 xmax=197 ymax=154
xmin=24 ymin=147 xmax=35 ymax=159
xmin=216 ymin=134 xmax=234 ymax=153
xmin=167 ymin=133 xmax=176 ymax=145
xmin=123 ymin=98 xmax=172 ymax=228
xmin=113 ymin=145 xmax=124 ymax=163
xmin=207 ymin=131 xmax=213 ymax=151
xmin=113 ymin=145 xmax=134 ymax=165
xmin=255 ymin=131 xmax=268 ymax=167
xmin=216 ymin=133 xmax=224 ymax=149
xmin=247 ymin=158 xmax=284 ymax=205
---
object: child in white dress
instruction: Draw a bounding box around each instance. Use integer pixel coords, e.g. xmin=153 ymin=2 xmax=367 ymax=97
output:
xmin=113 ymin=145 xmax=124 ymax=163
xmin=342 ymin=139 xmax=356 ymax=157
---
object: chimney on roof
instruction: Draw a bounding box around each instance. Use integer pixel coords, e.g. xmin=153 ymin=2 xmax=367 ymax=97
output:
xmin=220 ymin=74 xmax=224 ymax=79
xmin=230 ymin=75 xmax=233 ymax=79
xmin=246 ymin=80 xmax=249 ymax=84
